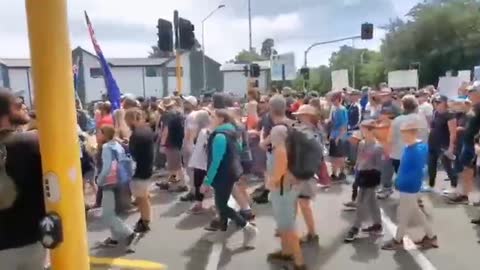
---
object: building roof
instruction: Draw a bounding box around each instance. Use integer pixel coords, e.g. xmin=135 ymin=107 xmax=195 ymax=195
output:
xmin=220 ymin=60 xmax=271 ymax=72
xmin=0 ymin=58 xmax=31 ymax=68
xmin=108 ymin=57 xmax=170 ymax=67
xmin=0 ymin=47 xmax=174 ymax=68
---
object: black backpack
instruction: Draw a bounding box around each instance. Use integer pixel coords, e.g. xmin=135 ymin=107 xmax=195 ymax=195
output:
xmin=284 ymin=123 xmax=322 ymax=181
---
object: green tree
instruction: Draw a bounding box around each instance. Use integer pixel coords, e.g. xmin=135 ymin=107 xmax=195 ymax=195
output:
xmin=230 ymin=48 xmax=266 ymax=63
xmin=329 ymin=46 xmax=384 ymax=88
xmin=261 ymin=38 xmax=277 ymax=59
xmin=381 ymin=0 xmax=480 ymax=86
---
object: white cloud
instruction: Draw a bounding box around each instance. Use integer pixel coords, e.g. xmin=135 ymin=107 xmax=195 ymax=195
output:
xmin=0 ymin=0 xmax=420 ymax=68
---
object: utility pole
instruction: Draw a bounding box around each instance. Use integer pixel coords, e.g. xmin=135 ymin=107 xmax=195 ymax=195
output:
xmin=25 ymin=0 xmax=89 ymax=269
xmin=248 ymin=0 xmax=252 ymax=52
xmin=202 ymin=5 xmax=225 ymax=90
xmin=352 ymin=38 xmax=356 ymax=89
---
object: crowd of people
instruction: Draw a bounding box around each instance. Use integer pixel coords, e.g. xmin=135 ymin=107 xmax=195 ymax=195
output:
xmin=1 ymin=80 xmax=480 ymax=269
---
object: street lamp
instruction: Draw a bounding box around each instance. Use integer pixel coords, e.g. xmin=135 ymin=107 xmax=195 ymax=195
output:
xmin=202 ymin=4 xmax=225 ymax=90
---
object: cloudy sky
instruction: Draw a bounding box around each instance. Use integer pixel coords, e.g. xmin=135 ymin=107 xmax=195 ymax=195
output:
xmin=0 ymin=0 xmax=421 ymax=67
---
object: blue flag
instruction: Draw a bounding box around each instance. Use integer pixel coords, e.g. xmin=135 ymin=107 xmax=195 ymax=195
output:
xmin=84 ymin=11 xmax=121 ymax=110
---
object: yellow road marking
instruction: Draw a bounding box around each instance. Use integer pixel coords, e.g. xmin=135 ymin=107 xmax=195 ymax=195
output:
xmin=89 ymin=256 xmax=166 ymax=269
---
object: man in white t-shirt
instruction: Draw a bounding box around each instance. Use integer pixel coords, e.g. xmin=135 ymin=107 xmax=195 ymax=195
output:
xmin=417 ymin=89 xmax=434 ymax=124
xmin=180 ymin=96 xmax=199 ymax=201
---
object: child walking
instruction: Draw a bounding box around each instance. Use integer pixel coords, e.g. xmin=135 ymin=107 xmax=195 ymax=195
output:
xmin=382 ymin=121 xmax=438 ymax=250
xmin=344 ymin=120 xmax=383 ymax=242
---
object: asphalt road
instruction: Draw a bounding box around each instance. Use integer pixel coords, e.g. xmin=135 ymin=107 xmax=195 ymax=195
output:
xmin=86 ymin=172 xmax=480 ymax=270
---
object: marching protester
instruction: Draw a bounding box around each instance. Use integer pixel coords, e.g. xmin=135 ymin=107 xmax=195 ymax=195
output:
xmin=0 ymin=90 xmax=46 ymax=269
xmin=202 ymin=109 xmax=258 ymax=246
xmin=187 ymin=110 xmax=212 ymax=213
xmin=292 ymin=104 xmax=321 ymax=244
xmin=179 ymin=96 xmax=199 ymax=202
xmin=382 ymin=120 xmax=438 ymax=250
xmin=125 ymin=108 xmax=154 ymax=234
xmin=96 ymin=125 xmax=138 ymax=250
xmin=427 ymin=95 xmax=457 ymax=192
xmin=344 ymin=120 xmax=383 ymax=242
xmin=328 ymin=91 xmax=348 ymax=181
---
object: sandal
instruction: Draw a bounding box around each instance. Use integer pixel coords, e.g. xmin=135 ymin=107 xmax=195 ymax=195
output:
xmin=267 ymin=251 xmax=293 ymax=262
xmin=381 ymin=239 xmax=403 ymax=251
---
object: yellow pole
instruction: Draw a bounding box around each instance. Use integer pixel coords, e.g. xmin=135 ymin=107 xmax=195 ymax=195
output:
xmin=25 ymin=1 xmax=90 ymax=270
xmin=176 ymin=50 xmax=183 ymax=94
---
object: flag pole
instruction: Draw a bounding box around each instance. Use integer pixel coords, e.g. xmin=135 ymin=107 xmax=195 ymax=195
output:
xmin=25 ymin=0 xmax=89 ymax=269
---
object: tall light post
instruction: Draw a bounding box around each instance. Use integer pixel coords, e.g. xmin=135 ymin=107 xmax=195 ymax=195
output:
xmin=202 ymin=4 xmax=225 ymax=90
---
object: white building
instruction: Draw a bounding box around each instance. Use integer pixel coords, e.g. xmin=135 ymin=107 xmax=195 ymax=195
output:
xmin=0 ymin=47 xmax=223 ymax=107
xmin=220 ymin=61 xmax=271 ymax=97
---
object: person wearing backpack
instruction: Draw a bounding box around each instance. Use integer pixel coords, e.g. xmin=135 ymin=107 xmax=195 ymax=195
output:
xmin=125 ymin=108 xmax=153 ymax=234
xmin=291 ymin=105 xmax=322 ymax=244
xmin=256 ymin=95 xmax=292 ymax=204
xmin=201 ymin=109 xmax=258 ymax=248
xmin=96 ymin=125 xmax=137 ymax=250
xmin=0 ymin=89 xmax=46 ymax=270
xmin=266 ymin=121 xmax=306 ymax=270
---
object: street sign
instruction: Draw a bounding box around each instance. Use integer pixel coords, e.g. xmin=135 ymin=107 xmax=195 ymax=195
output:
xmin=271 ymin=52 xmax=296 ymax=81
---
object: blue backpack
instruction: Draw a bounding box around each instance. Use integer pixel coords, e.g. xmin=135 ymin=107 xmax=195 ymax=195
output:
xmin=111 ymin=148 xmax=134 ymax=184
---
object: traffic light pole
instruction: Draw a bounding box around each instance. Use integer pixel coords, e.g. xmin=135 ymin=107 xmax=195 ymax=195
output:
xmin=25 ymin=0 xmax=89 ymax=269
xmin=176 ymin=50 xmax=183 ymax=94
xmin=303 ymin=35 xmax=361 ymax=67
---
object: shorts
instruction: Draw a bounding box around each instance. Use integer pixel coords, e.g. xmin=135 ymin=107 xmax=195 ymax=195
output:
xmin=0 ymin=242 xmax=45 ymax=270
xmin=165 ymin=147 xmax=182 ymax=171
xmin=297 ymin=179 xmax=316 ymax=199
xmin=241 ymin=161 xmax=252 ymax=175
xmin=459 ymin=144 xmax=476 ymax=170
xmin=329 ymin=138 xmax=347 ymax=158
xmin=271 ymin=188 xmax=300 ymax=231
xmin=266 ymin=152 xmax=274 ymax=174
xmin=130 ymin=180 xmax=152 ymax=198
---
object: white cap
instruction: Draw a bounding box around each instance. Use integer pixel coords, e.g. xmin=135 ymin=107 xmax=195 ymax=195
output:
xmin=184 ymin=96 xmax=198 ymax=107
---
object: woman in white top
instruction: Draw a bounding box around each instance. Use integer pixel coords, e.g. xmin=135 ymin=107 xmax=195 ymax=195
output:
xmin=188 ymin=110 xmax=212 ymax=214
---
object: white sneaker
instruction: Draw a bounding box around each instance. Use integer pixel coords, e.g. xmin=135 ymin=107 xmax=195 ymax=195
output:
xmin=243 ymin=223 xmax=258 ymax=249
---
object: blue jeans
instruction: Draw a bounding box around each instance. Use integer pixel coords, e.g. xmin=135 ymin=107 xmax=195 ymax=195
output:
xmin=102 ymin=190 xmax=133 ymax=240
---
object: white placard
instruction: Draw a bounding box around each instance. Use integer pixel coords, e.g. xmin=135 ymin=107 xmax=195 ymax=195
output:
xmin=270 ymin=52 xmax=296 ymax=81
xmin=458 ymin=70 xmax=471 ymax=82
xmin=331 ymin=69 xmax=349 ymax=90
xmin=388 ymin=70 xmax=418 ymax=88
xmin=438 ymin=76 xmax=463 ymax=99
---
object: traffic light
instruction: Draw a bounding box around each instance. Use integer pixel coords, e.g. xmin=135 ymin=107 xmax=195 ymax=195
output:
xmin=157 ymin=19 xmax=173 ymax=52
xmin=243 ymin=65 xmax=249 ymax=77
xmin=250 ymin=64 xmax=260 ymax=78
xmin=300 ymin=67 xmax=310 ymax=81
xmin=361 ymin=23 xmax=374 ymax=40
xmin=174 ymin=15 xmax=195 ymax=50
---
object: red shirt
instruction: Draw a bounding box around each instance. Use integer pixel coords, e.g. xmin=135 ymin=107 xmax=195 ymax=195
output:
xmin=97 ymin=114 xmax=114 ymax=128
xmin=291 ymin=100 xmax=303 ymax=112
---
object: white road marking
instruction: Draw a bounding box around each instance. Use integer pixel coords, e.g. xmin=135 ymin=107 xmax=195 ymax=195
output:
xmin=380 ymin=208 xmax=438 ymax=270
xmin=205 ymin=196 xmax=239 ymax=270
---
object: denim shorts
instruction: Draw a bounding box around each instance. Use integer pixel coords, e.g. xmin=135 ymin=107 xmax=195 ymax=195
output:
xmin=271 ymin=188 xmax=300 ymax=231
xmin=459 ymin=143 xmax=475 ymax=170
